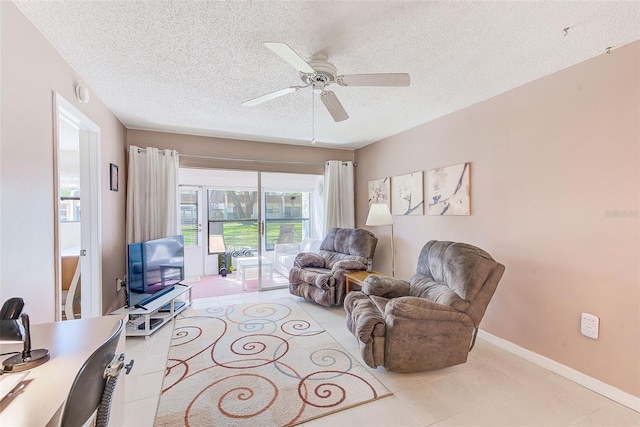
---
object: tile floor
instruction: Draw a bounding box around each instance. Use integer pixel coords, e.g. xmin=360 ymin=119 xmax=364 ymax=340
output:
xmin=124 ymin=289 xmax=640 ymax=426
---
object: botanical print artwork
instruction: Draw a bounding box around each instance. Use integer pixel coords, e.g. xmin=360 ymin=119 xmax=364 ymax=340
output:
xmin=368 ymin=177 xmax=390 ymax=206
xmin=391 ymin=172 xmax=424 ymax=215
xmin=428 ymin=162 xmax=470 ymax=215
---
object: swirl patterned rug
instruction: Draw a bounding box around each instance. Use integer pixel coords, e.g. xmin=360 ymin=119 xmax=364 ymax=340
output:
xmin=154 ymin=298 xmax=391 ymax=426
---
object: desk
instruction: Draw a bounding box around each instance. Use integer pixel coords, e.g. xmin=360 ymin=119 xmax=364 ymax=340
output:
xmin=0 ymin=315 xmax=125 ymax=426
xmin=236 ymin=257 xmax=273 ymax=290
xmin=345 ymin=270 xmax=385 ymax=293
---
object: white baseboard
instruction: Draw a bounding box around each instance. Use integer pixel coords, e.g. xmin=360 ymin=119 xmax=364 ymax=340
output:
xmin=478 ymin=330 xmax=640 ymax=413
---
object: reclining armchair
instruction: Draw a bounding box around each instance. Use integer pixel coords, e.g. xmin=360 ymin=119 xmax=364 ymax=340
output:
xmin=344 ymin=240 xmax=505 ymax=372
xmin=289 ymin=228 xmax=378 ymax=306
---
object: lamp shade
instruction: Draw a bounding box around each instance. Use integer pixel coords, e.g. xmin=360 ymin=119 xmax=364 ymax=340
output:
xmin=209 ymin=235 xmax=226 ymax=253
xmin=366 ymin=203 xmax=393 ymax=226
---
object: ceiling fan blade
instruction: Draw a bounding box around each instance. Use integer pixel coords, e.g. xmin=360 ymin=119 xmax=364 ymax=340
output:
xmin=242 ymin=87 xmax=298 ymax=107
xmin=337 ymin=73 xmax=410 ymax=87
xmin=320 ymin=91 xmax=349 ymax=122
xmin=264 ymin=42 xmax=315 ymax=74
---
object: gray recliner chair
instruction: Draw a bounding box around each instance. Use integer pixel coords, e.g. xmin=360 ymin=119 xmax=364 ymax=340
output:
xmin=289 ymin=228 xmax=378 ymax=306
xmin=344 ymin=240 xmax=505 ymax=372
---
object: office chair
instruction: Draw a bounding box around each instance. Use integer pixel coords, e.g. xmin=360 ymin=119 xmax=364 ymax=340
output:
xmin=60 ymin=319 xmax=134 ymax=427
xmin=62 ymin=257 xmax=81 ymax=320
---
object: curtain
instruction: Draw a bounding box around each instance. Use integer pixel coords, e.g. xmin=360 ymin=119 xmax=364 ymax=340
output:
xmin=126 ymin=145 xmax=179 ymax=243
xmin=324 ymin=160 xmax=355 ymax=232
xmin=312 ymin=175 xmax=325 ymax=239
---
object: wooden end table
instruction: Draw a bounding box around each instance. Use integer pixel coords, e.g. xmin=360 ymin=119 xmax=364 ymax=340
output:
xmin=345 ymin=270 xmax=385 ymax=294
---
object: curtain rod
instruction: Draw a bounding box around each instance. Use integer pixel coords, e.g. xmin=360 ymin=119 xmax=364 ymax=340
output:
xmin=135 ymin=148 xmax=355 ymax=166
xmin=182 ymin=153 xmax=356 ymax=166
xmin=135 ymin=147 xmax=175 ymax=156
xmin=181 ymin=153 xmax=326 ymax=166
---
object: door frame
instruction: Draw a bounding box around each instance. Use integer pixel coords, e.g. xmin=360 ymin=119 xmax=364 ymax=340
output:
xmin=178 ymin=168 xmax=324 ymax=292
xmin=53 ymin=92 xmax=102 ymax=319
xmin=180 ymin=185 xmax=205 ymax=279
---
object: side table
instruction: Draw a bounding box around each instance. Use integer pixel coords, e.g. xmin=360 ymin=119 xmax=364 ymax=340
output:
xmin=345 ymin=270 xmax=385 ymax=293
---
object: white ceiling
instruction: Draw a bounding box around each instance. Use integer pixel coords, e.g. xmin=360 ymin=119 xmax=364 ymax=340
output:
xmin=15 ymin=1 xmax=640 ymax=149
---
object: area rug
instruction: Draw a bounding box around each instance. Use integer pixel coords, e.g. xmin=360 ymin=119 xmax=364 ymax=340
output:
xmin=188 ymin=274 xmax=289 ymax=300
xmin=154 ymin=298 xmax=391 ymax=426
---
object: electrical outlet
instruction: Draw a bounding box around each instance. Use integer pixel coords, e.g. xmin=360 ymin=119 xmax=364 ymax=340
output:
xmin=581 ymin=313 xmax=599 ymax=339
xmin=116 ymin=278 xmax=125 ymax=291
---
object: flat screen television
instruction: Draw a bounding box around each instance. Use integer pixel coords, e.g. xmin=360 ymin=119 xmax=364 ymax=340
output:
xmin=127 ymin=235 xmax=184 ymax=307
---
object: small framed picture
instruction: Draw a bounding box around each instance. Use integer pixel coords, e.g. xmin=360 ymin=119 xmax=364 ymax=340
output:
xmin=110 ymin=163 xmax=119 ymax=191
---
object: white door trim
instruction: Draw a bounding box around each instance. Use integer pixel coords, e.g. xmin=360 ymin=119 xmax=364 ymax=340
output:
xmin=181 ymin=185 xmax=205 ymax=279
xmin=54 ymin=92 xmax=102 ymax=318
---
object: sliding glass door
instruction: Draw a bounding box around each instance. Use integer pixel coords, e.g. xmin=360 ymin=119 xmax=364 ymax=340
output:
xmin=179 ymin=168 xmax=323 ymax=293
xmin=260 ymin=172 xmax=324 ymax=290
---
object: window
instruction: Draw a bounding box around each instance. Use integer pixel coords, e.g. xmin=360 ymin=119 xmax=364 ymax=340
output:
xmin=60 ymin=186 xmax=81 ymax=223
xmin=179 ymin=188 xmax=199 ymax=246
xmin=207 ymin=189 xmax=258 ymax=254
xmin=264 ymin=192 xmax=310 ymax=251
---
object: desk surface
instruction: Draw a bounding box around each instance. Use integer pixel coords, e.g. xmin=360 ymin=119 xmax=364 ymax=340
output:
xmin=0 ymin=315 xmax=125 ymax=426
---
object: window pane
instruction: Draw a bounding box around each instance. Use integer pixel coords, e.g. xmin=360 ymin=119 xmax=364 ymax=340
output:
xmin=60 ymin=186 xmax=81 ymax=223
xmin=264 ymin=191 xmax=310 ymax=251
xmin=180 ymin=188 xmax=198 ymax=246
xmin=208 ymin=220 xmax=258 ymax=254
xmin=208 ymin=190 xmax=258 ymax=220
xmin=208 ymin=189 xmax=258 ymax=254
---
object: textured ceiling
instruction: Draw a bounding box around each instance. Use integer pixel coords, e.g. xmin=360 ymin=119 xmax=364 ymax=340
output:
xmin=15 ymin=1 xmax=640 ymax=149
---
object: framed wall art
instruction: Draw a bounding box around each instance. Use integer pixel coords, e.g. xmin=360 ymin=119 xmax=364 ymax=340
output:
xmin=391 ymin=171 xmax=424 ymax=215
xmin=368 ymin=177 xmax=390 ymax=206
xmin=110 ymin=163 xmax=119 ymax=192
xmin=428 ymin=162 xmax=470 ymax=215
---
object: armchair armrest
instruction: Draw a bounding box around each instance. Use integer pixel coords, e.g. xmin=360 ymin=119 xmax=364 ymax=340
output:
xmin=362 ymin=275 xmax=410 ymax=299
xmin=331 ymin=259 xmax=367 ymax=273
xmin=385 ymin=297 xmax=473 ymax=326
xmin=294 ymin=252 xmax=326 ymax=269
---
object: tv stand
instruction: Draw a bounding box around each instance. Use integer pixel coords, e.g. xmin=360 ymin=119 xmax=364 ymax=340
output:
xmin=112 ymin=284 xmax=192 ymax=338
xmin=136 ymin=284 xmax=175 ymax=306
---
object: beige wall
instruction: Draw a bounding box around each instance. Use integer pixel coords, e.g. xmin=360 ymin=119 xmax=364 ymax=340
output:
xmin=127 ymin=130 xmax=353 ymax=174
xmin=0 ymin=2 xmax=127 ymax=321
xmin=355 ymin=41 xmax=640 ymax=397
xmin=3 ymin=0 xmax=638 ymax=400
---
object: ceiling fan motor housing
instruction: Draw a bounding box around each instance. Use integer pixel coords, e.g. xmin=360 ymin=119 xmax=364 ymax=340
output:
xmin=300 ymin=55 xmax=337 ymax=90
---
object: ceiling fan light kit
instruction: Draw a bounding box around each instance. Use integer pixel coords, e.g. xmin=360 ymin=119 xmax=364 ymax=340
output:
xmin=243 ymin=42 xmax=410 ymax=122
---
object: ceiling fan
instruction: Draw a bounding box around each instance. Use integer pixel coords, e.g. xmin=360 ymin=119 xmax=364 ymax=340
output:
xmin=242 ymin=42 xmax=410 ymax=122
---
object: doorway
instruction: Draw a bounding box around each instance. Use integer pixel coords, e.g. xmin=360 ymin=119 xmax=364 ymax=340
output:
xmin=54 ymin=93 xmax=102 ymax=319
xmin=178 ymin=168 xmax=323 ymax=298
xmin=180 ymin=186 xmax=204 ymax=279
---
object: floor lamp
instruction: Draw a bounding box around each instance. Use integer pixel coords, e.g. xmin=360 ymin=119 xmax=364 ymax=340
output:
xmin=366 ymin=203 xmax=394 ymax=277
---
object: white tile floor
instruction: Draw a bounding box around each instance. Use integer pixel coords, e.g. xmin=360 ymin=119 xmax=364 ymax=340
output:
xmin=124 ymin=289 xmax=640 ymax=426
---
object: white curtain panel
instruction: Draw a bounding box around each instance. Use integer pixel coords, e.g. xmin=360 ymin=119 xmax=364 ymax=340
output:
xmin=126 ymin=145 xmax=179 ymax=243
xmin=324 ymin=160 xmax=355 ymax=231
xmin=312 ymin=175 xmax=326 ymax=239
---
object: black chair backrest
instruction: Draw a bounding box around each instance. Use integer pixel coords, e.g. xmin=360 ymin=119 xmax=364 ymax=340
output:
xmin=60 ymin=319 xmax=124 ymax=427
